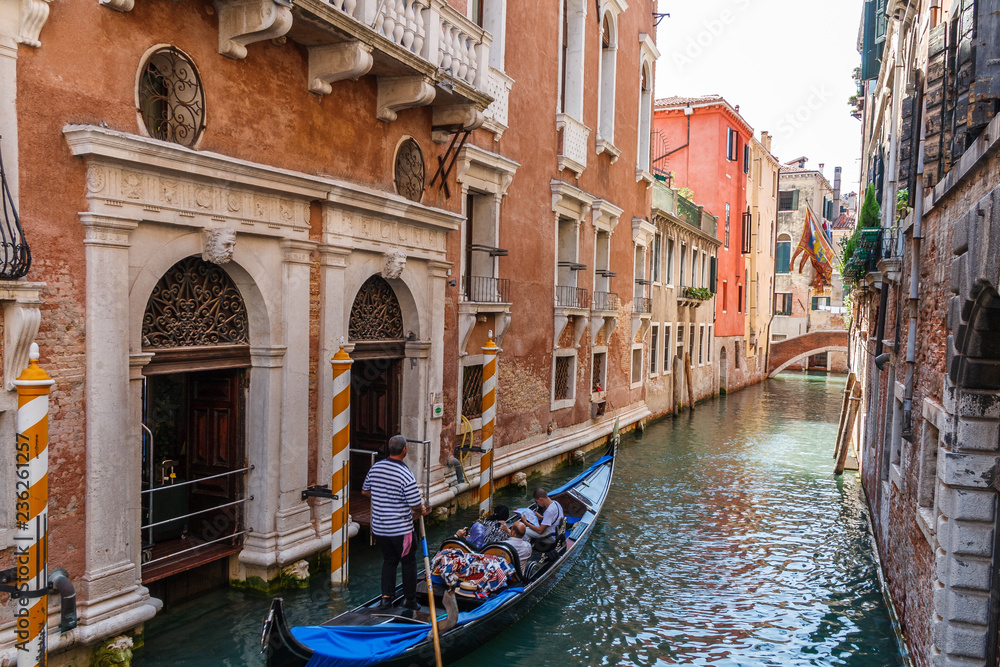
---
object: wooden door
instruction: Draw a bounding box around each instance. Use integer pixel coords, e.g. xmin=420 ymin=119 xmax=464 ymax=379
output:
xmin=350 ymin=358 xmax=401 ymax=489
xmin=186 ymin=369 xmax=244 ymax=541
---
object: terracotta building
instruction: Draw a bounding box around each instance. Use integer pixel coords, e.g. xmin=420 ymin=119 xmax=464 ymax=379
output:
xmin=0 ymin=0 xmax=658 ymax=659
xmin=643 ymin=179 xmax=721 ymax=415
xmin=844 ymin=0 xmax=1000 ymax=664
xmin=651 ymin=95 xmax=764 ymax=393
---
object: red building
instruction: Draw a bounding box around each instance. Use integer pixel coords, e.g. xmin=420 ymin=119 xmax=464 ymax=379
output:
xmin=652 ymin=95 xmax=760 ymax=391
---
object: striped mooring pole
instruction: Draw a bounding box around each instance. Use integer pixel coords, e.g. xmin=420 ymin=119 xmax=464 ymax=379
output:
xmin=330 ymin=341 xmax=353 ymax=585
xmin=14 ymin=343 xmax=54 ymax=667
xmin=478 ymin=332 xmax=498 ymax=517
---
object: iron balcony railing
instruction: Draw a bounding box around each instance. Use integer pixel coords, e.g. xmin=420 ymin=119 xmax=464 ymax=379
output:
xmin=633 ymin=296 xmax=652 ymax=314
xmin=463 ymin=275 xmax=510 ymax=303
xmin=555 ymin=285 xmax=589 ymax=309
xmin=592 ymin=291 xmax=619 ymax=311
xmin=844 ymin=228 xmax=887 ymax=282
xmin=0 ymin=136 xmax=31 ymax=280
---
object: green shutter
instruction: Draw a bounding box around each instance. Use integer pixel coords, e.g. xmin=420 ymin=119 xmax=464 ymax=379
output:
xmin=791 ymin=190 xmax=799 ymax=210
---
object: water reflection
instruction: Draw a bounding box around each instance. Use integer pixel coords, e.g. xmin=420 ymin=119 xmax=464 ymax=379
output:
xmin=136 ymin=373 xmax=904 ymax=666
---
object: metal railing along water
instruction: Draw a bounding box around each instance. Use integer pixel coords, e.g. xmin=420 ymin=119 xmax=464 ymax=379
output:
xmin=556 ymin=285 xmax=589 ymax=309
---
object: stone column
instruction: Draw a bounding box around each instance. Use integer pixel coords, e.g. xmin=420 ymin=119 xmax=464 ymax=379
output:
xmin=76 ymin=213 xmax=159 ymax=642
xmin=274 ymin=240 xmax=317 ymax=550
xmin=313 ymin=244 xmax=350 ymax=535
xmin=238 ymin=345 xmax=285 ymax=581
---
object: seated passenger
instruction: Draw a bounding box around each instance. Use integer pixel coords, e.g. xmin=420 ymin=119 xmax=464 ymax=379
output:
xmin=501 ymin=520 xmax=532 ymax=563
xmin=523 ymin=488 xmax=564 ymax=541
xmin=455 ymin=505 xmax=510 ymax=548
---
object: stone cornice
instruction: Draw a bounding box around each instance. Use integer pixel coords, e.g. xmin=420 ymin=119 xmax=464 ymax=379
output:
xmin=64 ymin=125 xmax=464 ymax=233
xmin=551 ymin=180 xmax=596 ymax=223
xmin=456 ymin=144 xmax=520 ymax=197
xmin=653 ymin=210 xmax=722 ymax=248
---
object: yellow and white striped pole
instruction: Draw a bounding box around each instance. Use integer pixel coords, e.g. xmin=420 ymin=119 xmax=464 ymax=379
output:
xmin=478 ymin=331 xmax=498 ymax=517
xmin=14 ymin=343 xmax=54 ymax=667
xmin=330 ymin=340 xmax=353 ymax=585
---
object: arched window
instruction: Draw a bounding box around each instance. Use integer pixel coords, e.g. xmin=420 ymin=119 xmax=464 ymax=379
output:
xmin=776 ymin=233 xmax=792 ymax=273
xmin=637 ymin=59 xmax=652 ymax=172
xmin=349 ymin=275 xmax=404 ymax=341
xmin=142 ymin=256 xmax=248 ymax=349
xmin=598 ymin=13 xmax=617 ymax=146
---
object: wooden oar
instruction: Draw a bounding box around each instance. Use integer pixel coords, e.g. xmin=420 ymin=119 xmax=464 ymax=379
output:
xmin=418 ymin=514 xmax=444 ymax=667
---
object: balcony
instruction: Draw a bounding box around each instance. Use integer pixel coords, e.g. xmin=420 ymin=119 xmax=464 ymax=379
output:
xmin=556 ymin=114 xmax=591 ymax=177
xmin=651 ymin=180 xmax=719 ymax=238
xmin=482 ymin=67 xmax=514 ymax=137
xmin=463 ymin=274 xmax=509 ymax=304
xmin=632 ymin=296 xmax=652 ymax=314
xmin=556 ymin=285 xmax=589 ymax=309
xmin=279 ymin=0 xmax=492 ymax=123
xmin=843 ymin=228 xmax=886 ymax=285
xmin=592 ymin=291 xmax=619 ymax=312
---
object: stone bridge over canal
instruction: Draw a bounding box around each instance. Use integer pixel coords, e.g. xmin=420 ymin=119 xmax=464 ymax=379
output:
xmin=768 ymin=329 xmax=849 ymax=377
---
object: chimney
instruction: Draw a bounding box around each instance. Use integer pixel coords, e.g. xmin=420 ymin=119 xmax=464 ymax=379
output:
xmin=760 ymin=130 xmax=771 ymax=151
xmin=818 ymin=163 xmax=825 ymax=174
xmin=833 ymin=166 xmax=842 ymax=210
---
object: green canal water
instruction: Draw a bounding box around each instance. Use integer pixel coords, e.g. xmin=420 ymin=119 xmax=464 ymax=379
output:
xmin=135 ymin=372 xmax=906 ymax=666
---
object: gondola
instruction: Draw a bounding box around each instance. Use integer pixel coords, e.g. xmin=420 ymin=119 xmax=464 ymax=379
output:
xmin=260 ymin=427 xmax=619 ymax=667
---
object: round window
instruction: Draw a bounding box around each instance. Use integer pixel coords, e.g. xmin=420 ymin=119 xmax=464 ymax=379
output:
xmin=138 ymin=46 xmax=206 ymax=148
xmin=394 ymin=138 xmax=425 ymax=203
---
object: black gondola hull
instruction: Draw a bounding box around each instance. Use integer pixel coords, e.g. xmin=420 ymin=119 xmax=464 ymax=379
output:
xmin=262 ymin=436 xmax=617 ymax=667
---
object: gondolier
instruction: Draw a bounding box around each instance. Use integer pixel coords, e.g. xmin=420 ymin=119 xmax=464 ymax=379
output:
xmin=362 ymin=435 xmax=429 ymax=610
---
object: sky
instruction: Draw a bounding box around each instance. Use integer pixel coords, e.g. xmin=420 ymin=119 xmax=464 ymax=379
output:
xmin=654 ymin=0 xmax=865 ymax=197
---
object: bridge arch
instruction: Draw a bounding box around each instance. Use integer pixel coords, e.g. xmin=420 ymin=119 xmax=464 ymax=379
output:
xmin=768 ymin=346 xmax=849 ymax=377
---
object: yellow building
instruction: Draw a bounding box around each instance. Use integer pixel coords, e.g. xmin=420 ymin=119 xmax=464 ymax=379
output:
xmin=744 ymin=132 xmax=780 ymax=377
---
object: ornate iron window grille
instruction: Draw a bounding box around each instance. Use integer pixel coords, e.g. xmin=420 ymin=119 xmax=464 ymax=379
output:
xmin=138 ymin=47 xmax=206 ymax=148
xmin=349 ymin=275 xmax=404 ymax=341
xmin=394 ymin=138 xmax=425 ymax=203
xmin=142 ymin=256 xmax=249 ymax=348
xmin=461 ymin=364 xmax=483 ymax=419
xmin=0 ymin=137 xmax=30 ymax=280
xmin=554 ymin=356 xmax=571 ymax=401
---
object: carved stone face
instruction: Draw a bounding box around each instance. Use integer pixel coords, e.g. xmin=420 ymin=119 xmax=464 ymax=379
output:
xmin=381 ymin=250 xmax=407 ymax=280
xmin=203 ymin=228 xmax=237 ymax=264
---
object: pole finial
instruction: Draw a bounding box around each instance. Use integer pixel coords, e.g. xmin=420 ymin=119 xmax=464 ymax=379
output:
xmin=29 ymin=342 xmax=38 ymax=361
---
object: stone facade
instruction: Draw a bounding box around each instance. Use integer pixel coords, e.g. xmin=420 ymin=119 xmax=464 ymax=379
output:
xmin=0 ymin=0 xmax=658 ymax=661
xmin=773 ymin=163 xmax=848 ymax=372
xmin=849 ymin=1 xmax=1000 ymax=664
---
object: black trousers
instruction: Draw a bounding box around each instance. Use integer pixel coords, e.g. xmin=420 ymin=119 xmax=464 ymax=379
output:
xmin=375 ymin=533 xmax=417 ymax=601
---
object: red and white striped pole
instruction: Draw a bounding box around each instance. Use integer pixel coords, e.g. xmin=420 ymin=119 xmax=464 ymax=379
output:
xmin=14 ymin=343 xmax=54 ymax=667
xmin=478 ymin=332 xmax=498 ymax=517
xmin=330 ymin=341 xmax=352 ymax=585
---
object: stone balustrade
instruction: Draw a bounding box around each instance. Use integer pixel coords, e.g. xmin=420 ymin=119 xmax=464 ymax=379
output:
xmin=325 ymin=0 xmax=490 ymax=93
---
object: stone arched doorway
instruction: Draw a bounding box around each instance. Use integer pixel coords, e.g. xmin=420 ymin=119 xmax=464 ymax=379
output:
xmin=348 ymin=274 xmax=405 ymax=492
xmin=139 ymin=256 xmax=251 ymax=585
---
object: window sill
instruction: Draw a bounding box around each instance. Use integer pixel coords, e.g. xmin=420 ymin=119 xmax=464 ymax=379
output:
xmin=635 ymin=168 xmax=654 ymax=185
xmin=916 ymin=506 xmax=936 ymax=546
xmin=890 ymin=463 xmax=902 ymax=491
xmin=551 ymin=398 xmax=575 ymax=412
xmin=596 ymin=138 xmax=621 ymax=163
xmin=629 ymin=381 xmax=643 ymax=390
xmin=455 ymin=417 xmax=482 ymax=435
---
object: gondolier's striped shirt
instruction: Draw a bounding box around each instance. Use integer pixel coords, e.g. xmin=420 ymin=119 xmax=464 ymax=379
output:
xmin=362 ymin=458 xmax=423 ymax=537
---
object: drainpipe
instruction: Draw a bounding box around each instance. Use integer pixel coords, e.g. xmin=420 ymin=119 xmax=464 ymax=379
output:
xmin=48 ymin=569 xmax=77 ymax=633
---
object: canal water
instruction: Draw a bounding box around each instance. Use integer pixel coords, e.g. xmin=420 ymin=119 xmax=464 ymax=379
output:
xmin=135 ymin=372 xmax=906 ymax=666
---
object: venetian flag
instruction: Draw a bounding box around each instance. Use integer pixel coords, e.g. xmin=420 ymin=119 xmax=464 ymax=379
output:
xmin=790 ymin=204 xmax=836 ymax=289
